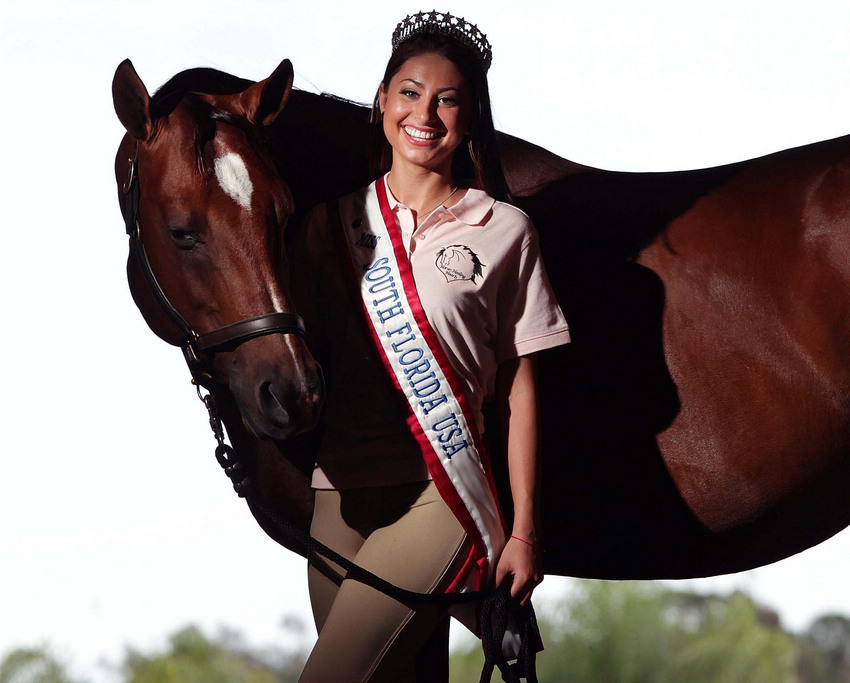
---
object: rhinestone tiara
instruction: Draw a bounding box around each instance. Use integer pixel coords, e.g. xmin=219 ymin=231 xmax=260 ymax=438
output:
xmin=391 ymin=10 xmax=493 ymax=73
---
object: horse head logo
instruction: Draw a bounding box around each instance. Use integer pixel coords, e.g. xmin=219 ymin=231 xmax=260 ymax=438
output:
xmin=435 ymin=245 xmax=485 ymax=284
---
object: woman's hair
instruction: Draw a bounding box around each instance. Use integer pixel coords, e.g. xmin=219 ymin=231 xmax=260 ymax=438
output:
xmin=369 ymin=32 xmax=511 ymax=202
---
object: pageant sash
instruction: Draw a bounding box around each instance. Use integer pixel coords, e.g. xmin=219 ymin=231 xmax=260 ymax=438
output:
xmin=329 ymin=179 xmax=507 ymax=590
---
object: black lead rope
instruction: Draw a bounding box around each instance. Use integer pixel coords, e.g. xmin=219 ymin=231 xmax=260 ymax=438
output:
xmin=479 ymin=587 xmax=540 ymax=683
xmin=198 ymin=386 xmax=540 ymax=682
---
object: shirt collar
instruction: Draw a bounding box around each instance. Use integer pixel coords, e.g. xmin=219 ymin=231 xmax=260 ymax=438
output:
xmin=383 ymin=174 xmax=495 ymax=227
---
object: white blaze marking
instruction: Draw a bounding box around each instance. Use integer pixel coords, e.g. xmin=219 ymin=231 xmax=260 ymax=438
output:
xmin=214 ymin=152 xmax=254 ymax=211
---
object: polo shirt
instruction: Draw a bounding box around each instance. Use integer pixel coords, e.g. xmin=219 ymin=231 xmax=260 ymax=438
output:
xmin=385 ymin=180 xmax=571 ymax=434
xmin=294 ymin=181 xmax=570 ymax=489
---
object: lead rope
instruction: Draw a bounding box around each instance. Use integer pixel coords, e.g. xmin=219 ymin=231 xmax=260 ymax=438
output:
xmin=479 ymin=583 xmax=540 ymax=683
xmin=195 ymin=380 xmax=539 ymax=681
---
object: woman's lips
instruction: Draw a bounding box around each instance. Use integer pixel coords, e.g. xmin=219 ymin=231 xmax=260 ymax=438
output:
xmin=402 ymin=125 xmax=444 ymax=145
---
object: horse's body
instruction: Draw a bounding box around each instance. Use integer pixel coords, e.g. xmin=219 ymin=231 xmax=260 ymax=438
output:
xmin=114 ymin=60 xmax=850 ymax=580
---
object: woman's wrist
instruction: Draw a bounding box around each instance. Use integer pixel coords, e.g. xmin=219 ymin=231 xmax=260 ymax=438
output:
xmin=510 ymin=517 xmax=539 ymax=544
xmin=509 ymin=523 xmax=539 ymax=546
xmin=510 ymin=534 xmax=538 ymax=548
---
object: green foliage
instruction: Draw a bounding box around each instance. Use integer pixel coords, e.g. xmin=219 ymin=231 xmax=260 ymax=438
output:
xmin=122 ymin=624 xmax=307 ymax=683
xmin=543 ymin=581 xmax=676 ymax=681
xmin=450 ymin=581 xmax=798 ymax=683
xmin=448 ymin=638 xmax=485 ymax=683
xmin=665 ymin=592 xmax=796 ymax=683
xmin=0 ymin=646 xmax=77 ymax=683
xmin=123 ymin=626 xmax=274 ymax=683
xmin=8 ymin=592 xmax=850 ymax=682
xmin=797 ymin=614 xmax=850 ymax=683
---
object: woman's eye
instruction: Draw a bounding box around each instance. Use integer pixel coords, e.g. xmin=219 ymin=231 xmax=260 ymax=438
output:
xmin=168 ymin=228 xmax=201 ymax=249
xmin=439 ymin=96 xmax=458 ymax=106
xmin=400 ymin=89 xmax=418 ymax=98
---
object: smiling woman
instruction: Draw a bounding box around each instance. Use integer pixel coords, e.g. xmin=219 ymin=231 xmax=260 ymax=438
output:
xmin=369 ymin=21 xmax=510 ymax=206
xmin=291 ymin=9 xmax=569 ymax=682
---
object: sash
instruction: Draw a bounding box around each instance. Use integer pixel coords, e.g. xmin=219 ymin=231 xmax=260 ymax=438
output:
xmin=329 ymin=178 xmax=507 ymax=594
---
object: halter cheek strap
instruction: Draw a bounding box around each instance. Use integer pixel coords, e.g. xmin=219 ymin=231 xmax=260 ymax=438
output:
xmin=120 ymin=142 xmax=307 ymax=384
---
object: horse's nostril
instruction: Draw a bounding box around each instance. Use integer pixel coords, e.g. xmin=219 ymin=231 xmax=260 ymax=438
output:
xmin=266 ymin=382 xmax=284 ymax=405
xmin=259 ymin=381 xmax=292 ymax=427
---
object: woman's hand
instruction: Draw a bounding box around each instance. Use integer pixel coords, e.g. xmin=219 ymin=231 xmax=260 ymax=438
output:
xmin=495 ymin=535 xmax=542 ymax=606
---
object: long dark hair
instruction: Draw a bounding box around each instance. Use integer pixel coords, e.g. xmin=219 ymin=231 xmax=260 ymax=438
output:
xmin=369 ymin=32 xmax=511 ymax=202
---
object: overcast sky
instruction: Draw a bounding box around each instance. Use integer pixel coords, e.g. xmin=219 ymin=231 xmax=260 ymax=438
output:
xmin=3 ymin=0 xmax=850 ymax=680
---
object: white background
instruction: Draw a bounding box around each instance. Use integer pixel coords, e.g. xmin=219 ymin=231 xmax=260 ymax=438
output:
xmin=3 ymin=0 xmax=850 ymax=679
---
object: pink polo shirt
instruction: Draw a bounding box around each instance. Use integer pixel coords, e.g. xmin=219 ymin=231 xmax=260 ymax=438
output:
xmin=295 ymin=181 xmax=570 ymax=489
xmin=385 ymin=181 xmax=571 ymax=434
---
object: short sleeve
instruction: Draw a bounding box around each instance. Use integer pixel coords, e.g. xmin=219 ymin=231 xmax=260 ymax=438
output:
xmin=495 ymin=223 xmax=570 ymax=363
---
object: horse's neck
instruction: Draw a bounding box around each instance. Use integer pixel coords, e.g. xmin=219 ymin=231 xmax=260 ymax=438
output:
xmin=497 ymin=132 xmax=591 ymax=197
xmin=271 ymin=90 xmax=373 ymax=222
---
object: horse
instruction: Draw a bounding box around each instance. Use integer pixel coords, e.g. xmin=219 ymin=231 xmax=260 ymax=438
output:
xmin=113 ymin=59 xmax=850 ymax=581
xmin=112 ymin=58 xmax=322 ymax=540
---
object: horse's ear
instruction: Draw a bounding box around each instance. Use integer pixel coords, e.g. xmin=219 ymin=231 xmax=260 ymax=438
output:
xmin=238 ymin=59 xmax=294 ymax=127
xmin=113 ymin=59 xmax=154 ymax=141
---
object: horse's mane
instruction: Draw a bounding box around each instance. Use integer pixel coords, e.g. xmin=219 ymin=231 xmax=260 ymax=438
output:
xmin=152 ymin=67 xmax=369 ymax=117
xmin=151 ymin=67 xmax=254 ymax=117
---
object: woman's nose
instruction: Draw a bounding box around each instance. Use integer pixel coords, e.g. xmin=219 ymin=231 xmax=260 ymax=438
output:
xmin=414 ymin=97 xmax=437 ymax=124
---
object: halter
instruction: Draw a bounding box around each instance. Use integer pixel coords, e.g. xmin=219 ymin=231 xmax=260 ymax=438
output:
xmin=120 ymin=143 xmax=306 ymax=387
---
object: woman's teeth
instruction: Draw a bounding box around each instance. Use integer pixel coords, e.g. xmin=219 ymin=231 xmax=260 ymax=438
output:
xmin=404 ymin=126 xmax=439 ymax=140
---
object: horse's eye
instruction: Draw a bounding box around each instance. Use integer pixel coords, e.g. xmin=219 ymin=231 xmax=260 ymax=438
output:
xmin=168 ymin=228 xmax=201 ymax=250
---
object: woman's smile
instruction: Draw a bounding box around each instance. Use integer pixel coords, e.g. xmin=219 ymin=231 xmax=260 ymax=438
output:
xmin=402 ymin=124 xmax=445 ymax=144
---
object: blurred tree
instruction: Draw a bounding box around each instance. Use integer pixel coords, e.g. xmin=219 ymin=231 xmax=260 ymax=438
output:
xmin=665 ymin=592 xmax=796 ymax=682
xmin=0 ymin=646 xmax=76 ymax=683
xmin=798 ymin=614 xmax=850 ymax=683
xmin=122 ymin=622 xmax=308 ymax=683
xmin=10 ymin=594 xmax=846 ymax=682
xmin=450 ymin=581 xmax=798 ymax=682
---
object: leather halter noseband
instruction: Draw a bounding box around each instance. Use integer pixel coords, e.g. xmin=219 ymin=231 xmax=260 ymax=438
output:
xmin=120 ymin=143 xmax=306 ymax=385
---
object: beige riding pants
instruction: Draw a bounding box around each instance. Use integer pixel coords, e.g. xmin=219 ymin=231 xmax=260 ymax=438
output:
xmin=300 ymin=481 xmax=470 ymax=683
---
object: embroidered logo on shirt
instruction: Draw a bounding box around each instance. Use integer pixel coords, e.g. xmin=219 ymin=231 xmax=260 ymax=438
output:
xmin=435 ymin=245 xmax=485 ymax=284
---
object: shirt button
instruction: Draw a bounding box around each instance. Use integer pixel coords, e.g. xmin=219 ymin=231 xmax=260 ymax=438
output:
xmin=417 ymin=234 xmax=426 ymax=240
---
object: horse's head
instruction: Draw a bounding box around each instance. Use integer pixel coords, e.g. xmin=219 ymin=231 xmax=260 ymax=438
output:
xmin=112 ymin=59 xmax=323 ymax=440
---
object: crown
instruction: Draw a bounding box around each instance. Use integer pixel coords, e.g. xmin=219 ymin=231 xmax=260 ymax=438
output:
xmin=391 ymin=10 xmax=493 ymax=73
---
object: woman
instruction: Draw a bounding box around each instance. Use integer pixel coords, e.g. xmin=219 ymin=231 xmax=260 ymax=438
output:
xmin=293 ymin=11 xmax=570 ymax=682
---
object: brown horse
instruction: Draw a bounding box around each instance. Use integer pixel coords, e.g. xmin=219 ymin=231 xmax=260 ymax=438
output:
xmin=112 ymin=58 xmax=322 ymax=535
xmin=113 ymin=59 xmax=850 ymax=580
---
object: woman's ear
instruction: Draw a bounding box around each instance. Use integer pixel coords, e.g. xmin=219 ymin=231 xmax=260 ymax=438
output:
xmin=378 ymin=82 xmax=387 ymax=114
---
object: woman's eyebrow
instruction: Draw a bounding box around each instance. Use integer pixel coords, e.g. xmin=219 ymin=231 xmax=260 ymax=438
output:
xmin=400 ymin=78 xmax=461 ymax=93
